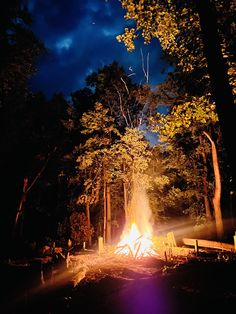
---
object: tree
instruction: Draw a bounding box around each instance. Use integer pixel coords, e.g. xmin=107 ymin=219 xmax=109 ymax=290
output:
xmin=76 ymin=102 xmax=119 ymax=244
xmin=13 ymin=148 xmax=56 ymax=238
xmin=0 ymin=0 xmax=45 ymax=254
xmin=117 ymin=0 xmax=236 ymax=191
xmin=148 ymin=144 xmax=202 ymax=224
xmin=18 ymin=92 xmax=73 ymax=242
xmin=196 ymin=0 xmax=236 ymax=191
xmin=110 ymin=128 xmax=152 ymax=231
xmin=69 ymin=211 xmax=94 ymax=247
xmin=70 ymin=87 xmax=95 ymax=121
xmin=0 ymin=1 xmax=45 ymax=101
xmin=203 ymin=132 xmax=223 ymax=239
xmin=150 ymin=96 xmax=225 ymax=238
xmin=85 ymin=61 xmax=157 ymax=131
xmin=73 ymin=62 xmax=156 ymax=244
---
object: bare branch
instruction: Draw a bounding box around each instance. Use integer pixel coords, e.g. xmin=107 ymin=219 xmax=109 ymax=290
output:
xmin=140 ymin=48 xmax=149 ymax=84
xmin=120 ymin=77 xmax=129 ymax=95
xmin=26 ymin=146 xmax=57 ymax=193
xmin=115 ymin=89 xmax=129 ymax=127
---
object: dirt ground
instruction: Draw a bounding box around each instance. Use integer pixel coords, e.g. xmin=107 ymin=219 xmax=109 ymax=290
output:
xmin=1 ymin=251 xmax=236 ymax=314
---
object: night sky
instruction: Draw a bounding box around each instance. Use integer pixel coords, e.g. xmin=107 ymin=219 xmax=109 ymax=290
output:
xmin=26 ymin=0 xmax=171 ymax=99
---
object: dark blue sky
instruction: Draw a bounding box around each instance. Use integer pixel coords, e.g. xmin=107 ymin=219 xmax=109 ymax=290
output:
xmin=27 ymin=0 xmax=171 ymax=99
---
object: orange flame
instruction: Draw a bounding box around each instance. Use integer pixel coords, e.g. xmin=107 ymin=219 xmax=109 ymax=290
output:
xmin=115 ymin=223 xmax=158 ymax=259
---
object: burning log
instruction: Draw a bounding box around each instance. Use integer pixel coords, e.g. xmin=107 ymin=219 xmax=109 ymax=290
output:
xmin=115 ymin=229 xmax=159 ymax=259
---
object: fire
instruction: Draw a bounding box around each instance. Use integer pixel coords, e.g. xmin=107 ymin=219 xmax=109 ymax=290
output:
xmin=115 ymin=223 xmax=158 ymax=259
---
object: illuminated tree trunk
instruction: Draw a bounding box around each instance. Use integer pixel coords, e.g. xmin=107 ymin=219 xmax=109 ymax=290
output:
xmin=14 ymin=177 xmax=28 ymax=237
xmin=103 ymin=181 xmax=107 ymax=243
xmin=77 ymin=183 xmax=100 ymax=247
xmin=196 ymin=0 xmax=236 ymax=191
xmin=199 ymin=135 xmax=212 ymax=221
xmin=204 ymin=132 xmax=224 ymax=239
xmin=103 ymin=182 xmax=111 ymax=244
xmin=123 ymin=181 xmax=128 ymax=221
xmin=86 ymin=202 xmax=92 ymax=246
xmin=202 ymin=157 xmax=213 ymax=222
xmin=123 ymin=162 xmax=130 ymax=227
xmin=106 ymin=183 xmax=111 ymax=243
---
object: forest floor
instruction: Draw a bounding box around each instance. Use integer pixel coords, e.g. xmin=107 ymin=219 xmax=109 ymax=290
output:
xmin=1 ymin=249 xmax=236 ymax=314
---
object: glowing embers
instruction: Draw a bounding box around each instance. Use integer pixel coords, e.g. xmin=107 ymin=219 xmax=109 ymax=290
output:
xmin=115 ymin=223 xmax=158 ymax=259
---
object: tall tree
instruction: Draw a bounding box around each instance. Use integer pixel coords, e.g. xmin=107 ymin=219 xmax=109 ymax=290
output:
xmin=76 ymin=102 xmax=119 ymax=244
xmin=196 ymin=0 xmax=236 ymax=191
xmin=151 ymin=96 xmax=225 ymax=238
xmin=85 ymin=61 xmax=157 ymax=131
xmin=72 ymin=62 xmax=157 ymax=243
xmin=110 ymin=128 xmax=152 ymax=231
xmin=117 ymin=0 xmax=236 ymax=191
xmin=0 ymin=0 xmax=45 ymax=254
xmin=11 ymin=92 xmax=73 ymax=245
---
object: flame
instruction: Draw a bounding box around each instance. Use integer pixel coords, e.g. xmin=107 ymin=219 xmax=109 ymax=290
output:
xmin=115 ymin=223 xmax=158 ymax=259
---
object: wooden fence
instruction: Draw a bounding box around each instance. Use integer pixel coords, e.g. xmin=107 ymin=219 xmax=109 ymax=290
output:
xmin=182 ymin=237 xmax=235 ymax=252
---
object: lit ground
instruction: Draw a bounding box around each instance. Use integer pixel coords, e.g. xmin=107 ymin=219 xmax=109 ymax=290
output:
xmin=1 ymin=248 xmax=236 ymax=314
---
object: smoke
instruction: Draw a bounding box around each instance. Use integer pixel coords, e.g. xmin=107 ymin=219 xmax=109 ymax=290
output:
xmin=125 ymin=182 xmax=153 ymax=236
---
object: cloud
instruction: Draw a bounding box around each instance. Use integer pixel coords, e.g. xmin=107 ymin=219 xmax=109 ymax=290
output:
xmin=27 ymin=0 xmax=169 ymax=99
xmin=55 ymin=37 xmax=73 ymax=52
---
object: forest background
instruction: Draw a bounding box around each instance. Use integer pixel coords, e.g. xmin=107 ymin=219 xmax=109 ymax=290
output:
xmin=0 ymin=0 xmax=235 ymax=258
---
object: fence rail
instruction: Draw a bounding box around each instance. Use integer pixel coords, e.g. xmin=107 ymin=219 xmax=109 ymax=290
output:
xmin=182 ymin=238 xmax=235 ymax=252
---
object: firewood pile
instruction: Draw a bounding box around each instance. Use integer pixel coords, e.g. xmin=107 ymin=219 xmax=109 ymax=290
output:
xmin=114 ymin=234 xmax=159 ymax=258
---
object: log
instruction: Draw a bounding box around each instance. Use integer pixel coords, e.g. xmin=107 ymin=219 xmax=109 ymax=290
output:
xmin=182 ymin=238 xmax=235 ymax=252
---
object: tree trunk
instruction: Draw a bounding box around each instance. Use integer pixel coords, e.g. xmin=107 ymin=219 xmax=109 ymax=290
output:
xmin=202 ymin=161 xmax=213 ymax=222
xmin=106 ymin=183 xmax=112 ymax=243
xmin=196 ymin=0 xmax=236 ymax=191
xmin=86 ymin=202 xmax=92 ymax=246
xmin=199 ymin=135 xmax=212 ymax=221
xmin=13 ymin=147 xmax=56 ymax=238
xmin=103 ymin=182 xmax=107 ymax=243
xmin=204 ymin=131 xmax=224 ymax=239
xmin=14 ymin=178 xmax=28 ymax=236
xmin=123 ymin=181 xmax=128 ymax=222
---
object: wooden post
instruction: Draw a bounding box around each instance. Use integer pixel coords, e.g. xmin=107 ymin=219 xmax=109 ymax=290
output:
xmin=98 ymin=236 xmax=104 ymax=253
xmin=194 ymin=239 xmax=199 ymax=254
xmin=234 ymin=232 xmax=236 ymax=252
xmin=66 ymin=252 xmax=70 ymax=269
xmin=164 ymin=251 xmax=168 ymax=262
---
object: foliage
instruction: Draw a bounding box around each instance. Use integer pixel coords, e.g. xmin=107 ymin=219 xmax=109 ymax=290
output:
xmin=117 ymin=1 xmax=203 ymax=69
xmin=3 ymin=0 xmax=235 ymax=247
xmin=0 ymin=1 xmax=45 ymax=100
xmin=77 ymin=102 xmax=119 ymax=180
xmin=117 ymin=0 xmax=235 ymax=94
xmin=69 ymin=211 xmax=94 ymax=245
xmin=0 ymin=1 xmax=47 ymax=251
xmin=85 ymin=61 xmax=157 ymax=130
xmin=76 ymin=99 xmax=153 ymax=235
xmin=149 ymin=96 xmax=220 ymax=216
xmin=150 ymin=96 xmax=218 ymax=142
xmin=80 ymin=102 xmax=120 ymax=137
xmin=148 ymin=145 xmax=205 ymax=222
xmin=111 ymin=127 xmax=152 ymax=187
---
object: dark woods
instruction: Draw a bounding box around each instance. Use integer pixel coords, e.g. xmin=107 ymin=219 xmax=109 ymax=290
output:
xmin=0 ymin=0 xmax=235 ymax=261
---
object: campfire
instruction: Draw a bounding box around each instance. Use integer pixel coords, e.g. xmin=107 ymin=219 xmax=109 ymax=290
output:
xmin=115 ymin=223 xmax=158 ymax=259
xmin=114 ymin=182 xmax=158 ymax=259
